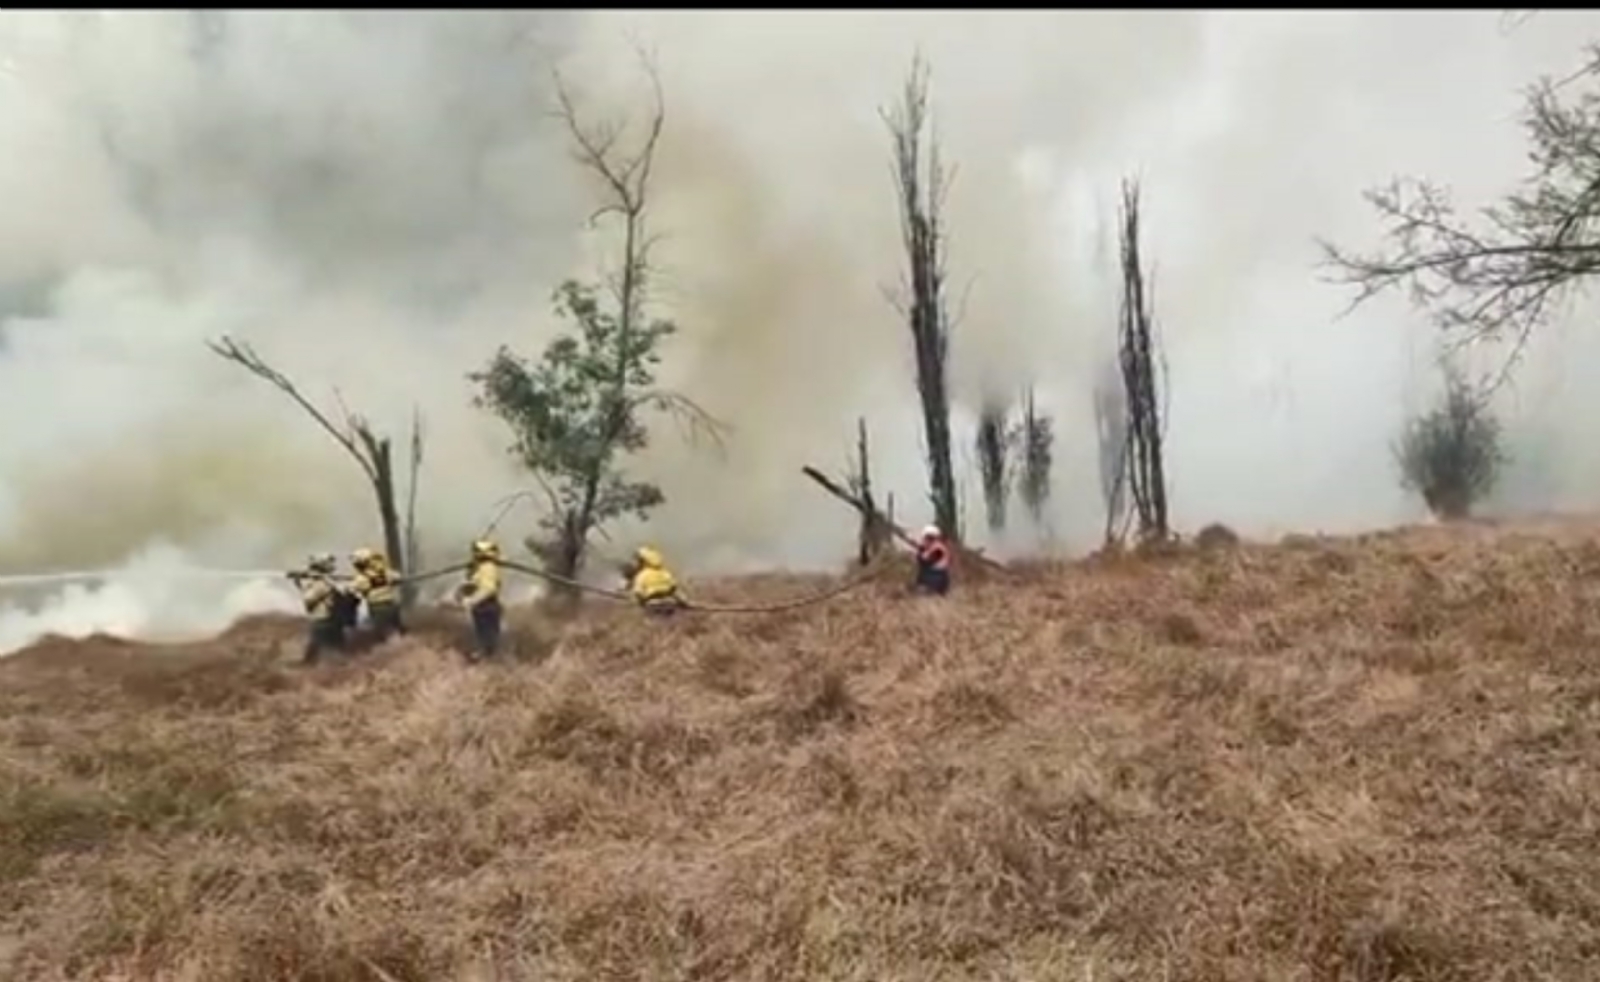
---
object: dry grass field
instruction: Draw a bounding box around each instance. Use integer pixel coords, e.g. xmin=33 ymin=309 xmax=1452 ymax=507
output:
xmin=5 ymin=520 xmax=1600 ymax=980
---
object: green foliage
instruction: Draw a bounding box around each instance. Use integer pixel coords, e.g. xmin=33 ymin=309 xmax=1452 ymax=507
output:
xmin=1396 ymin=367 xmax=1506 ymax=520
xmin=471 ymin=279 xmax=678 ymax=551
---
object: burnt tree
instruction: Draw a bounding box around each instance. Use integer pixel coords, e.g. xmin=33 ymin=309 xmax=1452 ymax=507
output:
xmin=844 ymin=418 xmax=894 ymax=566
xmin=209 ymin=337 xmax=425 ymax=600
xmin=1017 ymin=386 xmax=1054 ymax=530
xmin=883 ymin=53 xmax=960 ymax=541
xmin=975 ymin=399 xmax=1016 ymax=533
xmin=1114 ymin=180 xmax=1171 ymax=543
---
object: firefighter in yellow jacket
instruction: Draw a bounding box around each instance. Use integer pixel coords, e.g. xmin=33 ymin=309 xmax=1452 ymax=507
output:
xmin=288 ymin=552 xmax=348 ymax=665
xmin=350 ymin=547 xmax=405 ymax=643
xmin=625 ymin=545 xmax=684 ymax=616
xmin=454 ymin=539 xmax=503 ymax=661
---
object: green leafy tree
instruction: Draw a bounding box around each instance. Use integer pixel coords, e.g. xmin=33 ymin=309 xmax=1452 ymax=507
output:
xmin=472 ymin=56 xmax=718 ymax=585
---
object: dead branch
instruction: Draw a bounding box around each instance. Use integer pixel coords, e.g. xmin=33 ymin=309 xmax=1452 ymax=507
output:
xmin=207 ymin=336 xmax=376 ymax=483
xmin=208 ymin=335 xmax=413 ymax=587
xmin=845 ymin=419 xmax=894 ymax=566
xmin=801 ymin=465 xmax=1007 ymax=571
xmin=803 ymin=465 xmax=919 ymax=553
xmin=1321 ymin=46 xmax=1600 ymax=386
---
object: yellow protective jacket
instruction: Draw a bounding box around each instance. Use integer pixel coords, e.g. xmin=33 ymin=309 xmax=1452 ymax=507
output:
xmin=460 ymin=560 xmax=501 ymax=609
xmin=352 ymin=558 xmax=400 ymax=606
xmin=630 ymin=548 xmax=679 ymax=604
xmin=299 ymin=575 xmax=339 ymax=622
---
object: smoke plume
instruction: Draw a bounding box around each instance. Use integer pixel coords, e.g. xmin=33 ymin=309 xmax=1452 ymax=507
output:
xmin=3 ymin=11 xmax=1600 ymax=652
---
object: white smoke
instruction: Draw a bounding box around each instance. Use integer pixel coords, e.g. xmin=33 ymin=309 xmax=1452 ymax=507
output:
xmin=1 ymin=11 xmax=1599 ymax=651
xmin=0 ymin=541 xmax=297 ymax=654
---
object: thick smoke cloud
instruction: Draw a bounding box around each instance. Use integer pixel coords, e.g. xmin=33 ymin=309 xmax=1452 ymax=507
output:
xmin=2 ymin=11 xmax=1600 ymax=651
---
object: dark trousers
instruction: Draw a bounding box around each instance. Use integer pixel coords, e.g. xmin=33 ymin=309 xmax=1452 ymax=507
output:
xmin=470 ymin=598 xmax=502 ymax=660
xmin=367 ymin=601 xmax=405 ymax=643
xmin=915 ymin=566 xmax=951 ymax=596
xmin=642 ymin=596 xmax=681 ymax=617
xmin=303 ymin=618 xmax=346 ymax=664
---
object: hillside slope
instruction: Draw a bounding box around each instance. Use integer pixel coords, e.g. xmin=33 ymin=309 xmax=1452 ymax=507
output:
xmin=4 ymin=521 xmax=1600 ymax=981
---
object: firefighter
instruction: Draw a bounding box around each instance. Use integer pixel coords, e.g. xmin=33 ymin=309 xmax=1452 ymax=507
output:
xmin=350 ymin=547 xmax=405 ymax=644
xmin=454 ymin=539 xmax=503 ymax=661
xmin=624 ymin=545 xmax=684 ymax=616
xmin=913 ymin=525 xmax=952 ymax=596
xmin=287 ymin=552 xmax=349 ymax=665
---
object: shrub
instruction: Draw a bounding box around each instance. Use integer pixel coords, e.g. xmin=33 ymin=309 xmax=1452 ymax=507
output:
xmin=1396 ymin=367 xmax=1505 ymax=520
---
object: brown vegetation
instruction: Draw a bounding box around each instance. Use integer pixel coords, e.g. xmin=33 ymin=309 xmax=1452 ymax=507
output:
xmin=6 ymin=520 xmax=1600 ymax=979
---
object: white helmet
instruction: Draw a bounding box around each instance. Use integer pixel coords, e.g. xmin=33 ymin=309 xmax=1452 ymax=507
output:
xmin=920 ymin=525 xmax=941 ymax=540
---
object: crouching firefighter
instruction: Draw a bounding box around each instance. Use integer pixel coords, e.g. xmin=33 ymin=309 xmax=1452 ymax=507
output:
xmin=288 ymin=553 xmax=351 ymax=665
xmin=624 ymin=546 xmax=685 ymax=616
xmin=454 ymin=539 xmax=503 ymax=661
xmin=350 ymin=547 xmax=405 ymax=643
xmin=913 ymin=525 xmax=952 ymax=596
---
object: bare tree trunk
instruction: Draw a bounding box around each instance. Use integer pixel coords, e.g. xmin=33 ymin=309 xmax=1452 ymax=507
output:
xmin=355 ymin=430 xmax=406 ymax=576
xmin=1115 ymin=180 xmax=1171 ymax=543
xmin=402 ymin=408 xmax=424 ymax=607
xmin=884 ymin=53 xmax=960 ymax=542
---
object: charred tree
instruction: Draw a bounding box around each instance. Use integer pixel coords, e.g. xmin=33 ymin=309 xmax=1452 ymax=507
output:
xmin=1114 ymin=180 xmax=1170 ymax=543
xmin=844 ymin=418 xmax=894 ymax=566
xmin=1017 ymin=386 xmax=1054 ymax=530
xmin=208 ymin=337 xmax=425 ymax=602
xmin=975 ymin=399 xmax=1015 ymax=533
xmin=883 ymin=53 xmax=960 ymax=542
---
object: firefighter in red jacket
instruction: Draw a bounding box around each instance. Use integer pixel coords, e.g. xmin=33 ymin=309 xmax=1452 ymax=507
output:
xmin=913 ymin=525 xmax=952 ymax=596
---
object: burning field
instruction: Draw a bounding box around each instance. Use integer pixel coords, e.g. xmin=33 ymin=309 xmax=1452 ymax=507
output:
xmin=4 ymin=520 xmax=1600 ymax=980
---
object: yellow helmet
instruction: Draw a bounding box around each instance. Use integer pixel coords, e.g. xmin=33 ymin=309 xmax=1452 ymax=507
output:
xmin=471 ymin=539 xmax=500 ymax=560
xmin=636 ymin=545 xmax=664 ymax=569
xmin=350 ymin=547 xmax=376 ymax=568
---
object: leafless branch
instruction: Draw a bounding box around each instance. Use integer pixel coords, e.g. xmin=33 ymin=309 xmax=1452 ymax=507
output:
xmin=1322 ymin=48 xmax=1600 ymax=379
xmin=624 ymin=389 xmax=731 ymax=454
xmin=209 ymin=334 xmax=414 ymax=591
xmin=206 ymin=336 xmax=376 ymax=482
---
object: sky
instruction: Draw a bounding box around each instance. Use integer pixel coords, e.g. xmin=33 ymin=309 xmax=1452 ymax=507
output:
xmin=2 ymin=9 xmax=1599 ymax=651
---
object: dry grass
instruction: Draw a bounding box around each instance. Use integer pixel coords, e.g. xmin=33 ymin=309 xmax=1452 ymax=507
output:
xmin=6 ymin=519 xmax=1600 ymax=980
